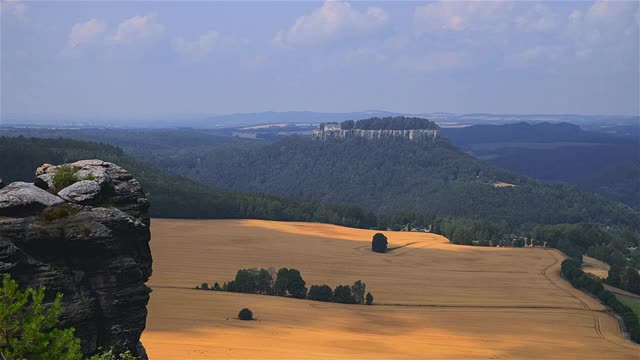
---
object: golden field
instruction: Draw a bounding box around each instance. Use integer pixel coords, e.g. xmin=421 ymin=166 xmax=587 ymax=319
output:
xmin=582 ymin=256 xmax=610 ymax=279
xmin=141 ymin=219 xmax=639 ymax=359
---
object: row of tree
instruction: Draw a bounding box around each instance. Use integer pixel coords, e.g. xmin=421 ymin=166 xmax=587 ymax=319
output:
xmin=339 ymin=117 xmax=439 ymax=131
xmin=561 ymin=258 xmax=640 ymax=343
xmin=197 ymin=267 xmax=373 ymax=305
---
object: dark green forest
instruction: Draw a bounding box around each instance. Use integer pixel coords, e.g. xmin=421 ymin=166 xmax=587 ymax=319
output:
xmin=0 ymin=136 xmax=376 ymax=228
xmin=155 ymin=135 xmax=639 ymax=229
xmin=441 ymin=122 xmax=640 ymax=209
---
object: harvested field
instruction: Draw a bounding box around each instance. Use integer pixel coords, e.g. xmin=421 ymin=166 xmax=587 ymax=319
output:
xmin=582 ymin=256 xmax=610 ymax=279
xmin=142 ymin=219 xmax=639 ymax=359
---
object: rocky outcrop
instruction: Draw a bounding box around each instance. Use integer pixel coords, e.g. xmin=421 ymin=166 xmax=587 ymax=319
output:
xmin=0 ymin=182 xmax=64 ymax=216
xmin=0 ymin=160 xmax=152 ymax=358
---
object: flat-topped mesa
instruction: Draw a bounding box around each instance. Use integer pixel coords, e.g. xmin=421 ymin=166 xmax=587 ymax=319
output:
xmin=312 ymin=116 xmax=440 ymax=141
xmin=0 ymin=159 xmax=152 ymax=359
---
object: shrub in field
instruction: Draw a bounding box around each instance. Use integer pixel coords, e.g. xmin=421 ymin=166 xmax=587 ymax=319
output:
xmin=238 ymin=308 xmax=254 ymax=321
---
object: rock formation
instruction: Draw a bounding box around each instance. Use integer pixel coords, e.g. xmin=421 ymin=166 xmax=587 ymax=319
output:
xmin=0 ymin=160 xmax=152 ymax=358
xmin=312 ymin=128 xmax=439 ymax=141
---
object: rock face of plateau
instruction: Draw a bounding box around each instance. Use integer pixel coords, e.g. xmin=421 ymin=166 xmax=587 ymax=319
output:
xmin=0 ymin=160 xmax=152 ymax=358
xmin=312 ymin=128 xmax=440 ymax=141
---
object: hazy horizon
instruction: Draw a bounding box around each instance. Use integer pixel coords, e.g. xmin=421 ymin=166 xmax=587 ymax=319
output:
xmin=2 ymin=1 xmax=639 ymax=118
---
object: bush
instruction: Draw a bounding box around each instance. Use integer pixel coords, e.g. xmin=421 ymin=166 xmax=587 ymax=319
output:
xmin=51 ymin=165 xmax=79 ymax=193
xmin=89 ymin=349 xmax=137 ymax=360
xmin=238 ymin=308 xmax=253 ymax=321
xmin=365 ymin=292 xmax=373 ymax=305
xmin=308 ymin=285 xmax=333 ymax=302
xmin=43 ymin=203 xmax=78 ymax=221
xmin=372 ymin=233 xmax=388 ymax=253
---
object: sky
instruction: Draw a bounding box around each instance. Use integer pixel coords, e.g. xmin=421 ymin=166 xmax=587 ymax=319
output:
xmin=1 ymin=0 xmax=638 ymax=119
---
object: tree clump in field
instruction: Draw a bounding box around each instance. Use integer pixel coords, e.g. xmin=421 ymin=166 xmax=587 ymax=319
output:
xmin=333 ymin=285 xmax=357 ymax=304
xmin=372 ymin=233 xmax=388 ymax=253
xmin=308 ymin=285 xmax=333 ymax=302
xmin=203 ymin=268 xmax=372 ymax=305
xmin=238 ymin=308 xmax=254 ymax=321
xmin=235 ymin=268 xmax=274 ymax=295
xmin=274 ymin=268 xmax=308 ymax=299
xmin=351 ymin=280 xmax=366 ymax=304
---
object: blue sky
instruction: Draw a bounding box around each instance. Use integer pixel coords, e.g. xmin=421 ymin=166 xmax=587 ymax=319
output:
xmin=1 ymin=1 xmax=638 ymax=118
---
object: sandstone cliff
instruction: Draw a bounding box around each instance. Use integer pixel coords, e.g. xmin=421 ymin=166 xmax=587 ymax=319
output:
xmin=312 ymin=128 xmax=439 ymax=141
xmin=0 ymin=160 xmax=152 ymax=358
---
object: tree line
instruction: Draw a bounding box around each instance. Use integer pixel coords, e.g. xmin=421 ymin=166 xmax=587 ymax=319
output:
xmin=606 ymin=265 xmax=640 ymax=295
xmin=561 ymin=258 xmax=640 ymax=343
xmin=196 ymin=267 xmax=373 ymax=305
xmin=339 ymin=117 xmax=439 ymax=131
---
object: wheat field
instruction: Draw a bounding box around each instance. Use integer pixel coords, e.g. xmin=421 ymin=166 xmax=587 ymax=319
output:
xmin=141 ymin=219 xmax=638 ymax=359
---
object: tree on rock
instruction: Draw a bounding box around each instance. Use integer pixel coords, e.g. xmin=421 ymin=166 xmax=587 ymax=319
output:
xmin=308 ymin=285 xmax=333 ymax=302
xmin=0 ymin=274 xmax=83 ymax=360
xmin=365 ymin=292 xmax=374 ymax=305
xmin=372 ymin=233 xmax=388 ymax=253
xmin=238 ymin=308 xmax=254 ymax=321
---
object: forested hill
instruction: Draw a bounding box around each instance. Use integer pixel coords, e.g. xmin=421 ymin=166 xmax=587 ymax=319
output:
xmin=441 ymin=121 xmax=612 ymax=144
xmin=171 ymin=135 xmax=639 ymax=228
xmin=0 ymin=137 xmax=376 ymax=228
xmin=440 ymin=122 xmax=640 ymax=209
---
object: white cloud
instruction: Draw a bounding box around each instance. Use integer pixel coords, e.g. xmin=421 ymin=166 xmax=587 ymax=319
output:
xmin=393 ymin=51 xmax=467 ymax=73
xmin=174 ymin=30 xmax=220 ymax=61
xmin=565 ymin=0 xmax=638 ymax=60
xmin=414 ymin=1 xmax=561 ymax=34
xmin=1 ymin=0 xmax=27 ymax=18
xmin=274 ymin=0 xmax=389 ymax=47
xmin=66 ymin=19 xmax=106 ymax=50
xmin=414 ymin=1 xmax=513 ymax=33
xmin=111 ymin=14 xmax=163 ymax=45
xmin=506 ymin=45 xmax=564 ymax=68
xmin=514 ymin=4 xmax=557 ymax=32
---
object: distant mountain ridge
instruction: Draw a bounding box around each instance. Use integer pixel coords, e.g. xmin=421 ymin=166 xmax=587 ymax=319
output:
xmin=441 ymin=121 xmax=625 ymax=144
xmin=4 ymin=111 xmax=638 ymax=132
